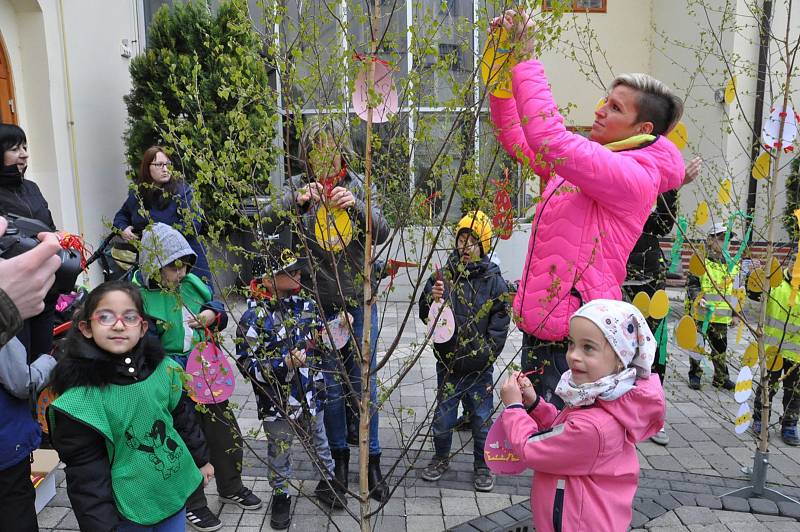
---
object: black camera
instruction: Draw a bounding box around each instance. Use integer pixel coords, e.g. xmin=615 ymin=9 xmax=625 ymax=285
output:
xmin=0 ymin=213 xmax=83 ymax=294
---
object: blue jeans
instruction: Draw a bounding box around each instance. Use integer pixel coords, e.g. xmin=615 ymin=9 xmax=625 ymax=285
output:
xmin=432 ymin=364 xmax=493 ymax=469
xmin=322 ymin=304 xmax=381 ymax=454
xmin=117 ymin=508 xmax=186 ymax=531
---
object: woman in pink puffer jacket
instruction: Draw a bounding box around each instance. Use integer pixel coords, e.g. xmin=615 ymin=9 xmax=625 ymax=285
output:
xmin=490 ymin=12 xmax=688 ymax=408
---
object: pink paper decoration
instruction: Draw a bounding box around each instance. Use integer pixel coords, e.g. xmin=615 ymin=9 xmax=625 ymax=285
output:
xmin=484 ymin=419 xmax=526 ymax=475
xmin=185 ymin=340 xmax=235 ymax=404
xmin=323 ymin=315 xmax=351 ymax=350
xmin=427 ymin=300 xmax=455 ymax=344
xmin=352 ymin=58 xmax=398 ymax=123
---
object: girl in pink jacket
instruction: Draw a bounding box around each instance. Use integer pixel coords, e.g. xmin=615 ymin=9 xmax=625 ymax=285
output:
xmin=490 ymin=11 xmax=687 ymax=408
xmin=488 ymin=299 xmax=665 ymax=532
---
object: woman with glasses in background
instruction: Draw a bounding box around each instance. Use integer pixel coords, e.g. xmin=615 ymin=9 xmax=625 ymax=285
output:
xmin=113 ymin=146 xmax=211 ymax=291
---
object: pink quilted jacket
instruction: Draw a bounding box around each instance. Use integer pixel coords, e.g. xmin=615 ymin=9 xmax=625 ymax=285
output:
xmin=494 ymin=374 xmax=665 ymax=532
xmin=491 ymin=60 xmax=685 ymax=340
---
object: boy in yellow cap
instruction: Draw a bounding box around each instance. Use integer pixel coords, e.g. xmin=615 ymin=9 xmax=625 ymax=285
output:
xmin=418 ymin=211 xmax=510 ymax=492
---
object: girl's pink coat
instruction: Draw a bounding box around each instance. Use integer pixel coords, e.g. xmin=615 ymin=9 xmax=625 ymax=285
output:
xmin=491 ymin=60 xmax=685 ymax=340
xmin=495 ymin=374 xmax=665 ymax=532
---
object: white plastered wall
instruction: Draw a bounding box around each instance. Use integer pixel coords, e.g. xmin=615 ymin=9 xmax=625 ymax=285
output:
xmin=0 ymin=0 xmax=139 ymax=285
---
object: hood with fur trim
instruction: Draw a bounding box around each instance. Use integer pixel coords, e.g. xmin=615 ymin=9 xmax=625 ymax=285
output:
xmin=50 ymin=331 xmax=166 ymax=395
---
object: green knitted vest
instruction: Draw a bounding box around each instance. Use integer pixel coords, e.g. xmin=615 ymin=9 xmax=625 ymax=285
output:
xmin=50 ymin=358 xmax=201 ymax=525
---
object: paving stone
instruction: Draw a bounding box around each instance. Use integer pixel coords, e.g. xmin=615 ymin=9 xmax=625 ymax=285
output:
xmin=674 ymin=506 xmax=719 ymax=525
xmin=644 ymin=510 xmax=684 ymax=527
xmin=715 ymin=510 xmax=758 ymax=524
xmin=777 ymin=500 xmax=800 ymax=520
xmin=372 ymin=515 xmax=406 ymax=530
xmin=630 ymin=509 xmax=648 ymax=528
xmin=647 ymin=455 xmax=686 ymax=472
xmin=671 ymin=492 xmax=699 ymax=506
xmin=764 ymin=523 xmax=800 ymax=532
xmin=636 ymin=499 xmax=667 ymax=519
xmin=694 ymin=494 xmax=723 ymax=510
xmin=35 ymin=507 xmax=70 ymax=529
xmin=475 ymin=494 xmax=511 ymax=514
xmin=406 ymin=496 xmax=443 ymax=515
xmin=504 ymin=503 xmax=531 ymax=522
xmin=653 ymin=494 xmax=681 ymax=511
xmin=407 ymin=514 xmax=446 ymax=530
xmin=441 ymin=496 xmax=480 ymax=516
xmin=721 ymin=495 xmax=751 ymax=512
xmin=749 ymin=497 xmax=780 ymax=516
xmin=288 ymin=514 xmax=332 ymax=530
xmin=485 ymin=510 xmax=518 ymax=528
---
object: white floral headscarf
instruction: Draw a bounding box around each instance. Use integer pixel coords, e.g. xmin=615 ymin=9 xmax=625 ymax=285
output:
xmin=555 ymin=299 xmax=656 ymax=407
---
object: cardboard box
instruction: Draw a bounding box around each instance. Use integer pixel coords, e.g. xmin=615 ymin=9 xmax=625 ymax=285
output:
xmin=31 ymin=449 xmax=60 ymax=514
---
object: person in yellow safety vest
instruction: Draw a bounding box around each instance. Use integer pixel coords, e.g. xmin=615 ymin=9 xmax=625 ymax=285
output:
xmin=749 ymin=258 xmax=800 ymax=446
xmin=686 ymin=223 xmax=739 ymax=391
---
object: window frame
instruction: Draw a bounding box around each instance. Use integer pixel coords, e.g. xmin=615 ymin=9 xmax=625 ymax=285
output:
xmin=542 ymin=0 xmax=607 ymax=13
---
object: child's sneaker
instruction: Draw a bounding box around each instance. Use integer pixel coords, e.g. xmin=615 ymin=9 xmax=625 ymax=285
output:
xmin=220 ymin=486 xmax=262 ymax=510
xmin=269 ymin=493 xmax=292 ymax=530
xmin=473 ymin=468 xmax=494 ymax=492
xmin=421 ymin=456 xmax=449 ymax=481
xmin=185 ymin=506 xmax=222 ymax=532
xmin=781 ymin=424 xmax=800 ymax=446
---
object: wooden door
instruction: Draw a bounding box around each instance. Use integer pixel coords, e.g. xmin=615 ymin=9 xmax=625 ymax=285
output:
xmin=0 ymin=34 xmax=17 ymax=125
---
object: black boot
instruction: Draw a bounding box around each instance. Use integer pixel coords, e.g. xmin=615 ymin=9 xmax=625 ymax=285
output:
xmin=331 ymin=447 xmax=350 ymax=495
xmin=368 ymin=453 xmax=390 ymax=503
xmin=315 ymin=478 xmax=345 ymax=509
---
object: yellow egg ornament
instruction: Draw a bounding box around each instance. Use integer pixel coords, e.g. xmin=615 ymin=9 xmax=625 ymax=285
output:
xmin=314 ymin=205 xmax=353 ymax=253
xmin=694 ymin=201 xmax=710 ymax=226
xmin=675 ymin=315 xmax=699 ymax=350
xmin=666 ymin=122 xmax=688 ymax=150
xmin=769 ymin=257 xmax=783 ymax=289
xmin=649 ymin=290 xmax=670 ymax=320
xmin=747 ymin=268 xmax=766 ymax=293
xmin=752 ymin=151 xmax=771 ymax=180
xmin=688 ymin=254 xmax=707 ymax=277
xmin=480 ymin=28 xmax=515 ymax=99
xmin=724 ymin=76 xmax=737 ymax=105
xmin=717 ymin=178 xmax=732 ymax=205
xmin=742 ymin=342 xmax=759 ymax=368
xmin=631 ymin=292 xmax=651 ymax=317
xmin=766 ymin=346 xmax=784 ymax=372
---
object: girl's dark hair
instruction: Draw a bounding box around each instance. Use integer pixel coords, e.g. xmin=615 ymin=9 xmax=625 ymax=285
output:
xmin=136 ymin=145 xmax=180 ymax=209
xmin=72 ymin=280 xmax=146 ymax=325
xmin=0 ymin=123 xmax=27 ymax=154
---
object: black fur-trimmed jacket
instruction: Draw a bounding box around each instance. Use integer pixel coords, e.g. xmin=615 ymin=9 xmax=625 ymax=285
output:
xmin=48 ymin=333 xmax=208 ymax=532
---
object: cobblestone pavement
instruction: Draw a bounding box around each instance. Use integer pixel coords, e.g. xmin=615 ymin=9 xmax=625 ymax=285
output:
xmin=39 ymin=292 xmax=800 ymax=531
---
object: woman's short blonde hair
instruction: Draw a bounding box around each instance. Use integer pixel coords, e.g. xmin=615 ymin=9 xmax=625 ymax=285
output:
xmin=300 ymin=115 xmax=356 ymax=170
xmin=611 ymin=74 xmax=684 ymax=136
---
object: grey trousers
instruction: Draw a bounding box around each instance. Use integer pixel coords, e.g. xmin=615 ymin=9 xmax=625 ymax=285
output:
xmin=264 ymin=410 xmax=335 ymax=494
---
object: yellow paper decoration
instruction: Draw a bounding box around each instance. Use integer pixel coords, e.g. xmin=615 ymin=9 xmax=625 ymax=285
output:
xmin=736 ymin=320 xmax=744 ymax=344
xmin=734 ymin=403 xmax=752 ymax=434
xmin=724 ymin=76 xmax=736 ymax=104
xmin=766 ymin=346 xmax=784 ymax=371
xmin=649 ymin=290 xmax=670 ymax=320
xmin=694 ymin=201 xmax=710 ymax=226
xmin=666 ymin=122 xmax=688 ymax=150
xmin=742 ymin=342 xmax=758 ymax=367
xmin=752 ymin=152 xmax=771 ymax=180
xmin=675 ymin=315 xmax=699 ymax=349
xmin=769 ymin=257 xmax=783 ymax=289
xmin=314 ymin=205 xmax=353 ymax=252
xmin=717 ymin=178 xmax=732 ymax=205
xmin=595 ymin=97 xmax=606 ymax=111
xmin=790 ymin=209 xmax=800 ymax=307
xmin=748 ymin=268 xmax=766 ymax=293
xmin=480 ymin=28 xmax=514 ymax=99
xmin=632 ymin=292 xmax=651 ymax=317
xmin=688 ymin=254 xmax=706 ymax=277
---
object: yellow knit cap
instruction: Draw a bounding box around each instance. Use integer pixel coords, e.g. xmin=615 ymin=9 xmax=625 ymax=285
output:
xmin=456 ymin=210 xmax=493 ymax=256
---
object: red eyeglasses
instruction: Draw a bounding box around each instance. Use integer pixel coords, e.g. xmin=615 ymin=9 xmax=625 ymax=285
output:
xmin=89 ymin=311 xmax=143 ymax=328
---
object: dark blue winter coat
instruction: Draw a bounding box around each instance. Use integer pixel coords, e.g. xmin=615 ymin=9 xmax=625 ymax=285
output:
xmin=112 ymin=181 xmax=210 ymax=287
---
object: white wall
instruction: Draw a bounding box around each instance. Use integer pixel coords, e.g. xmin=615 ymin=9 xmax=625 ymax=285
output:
xmin=0 ymin=0 xmax=139 ymax=284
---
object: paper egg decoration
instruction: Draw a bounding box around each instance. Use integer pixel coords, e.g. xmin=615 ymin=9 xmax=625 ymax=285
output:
xmin=734 ymin=402 xmax=752 ymax=434
xmin=734 ymin=365 xmax=753 ymax=403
